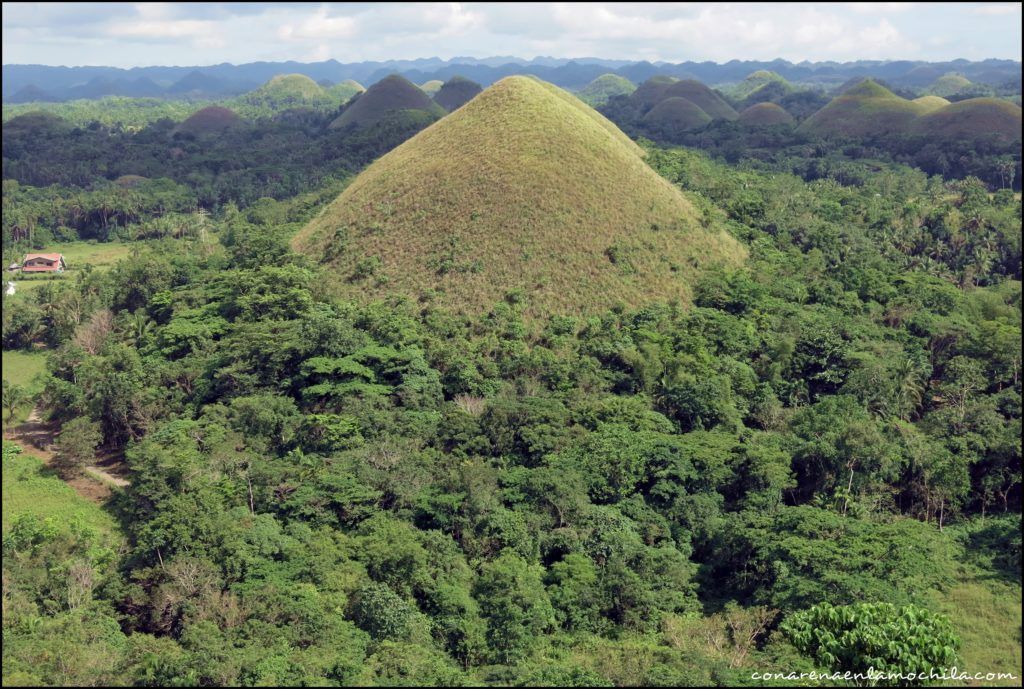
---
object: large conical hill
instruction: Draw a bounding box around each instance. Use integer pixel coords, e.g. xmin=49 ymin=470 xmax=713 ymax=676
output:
xmin=329 ymin=74 xmax=444 ymax=129
xmin=294 ymin=76 xmax=745 ymax=315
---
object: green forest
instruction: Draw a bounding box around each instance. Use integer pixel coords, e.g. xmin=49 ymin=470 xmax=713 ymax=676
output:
xmin=2 ymin=58 xmax=1022 ymax=688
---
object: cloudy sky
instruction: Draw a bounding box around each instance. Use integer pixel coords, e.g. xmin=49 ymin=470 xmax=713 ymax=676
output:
xmin=2 ymin=2 xmax=1021 ymax=67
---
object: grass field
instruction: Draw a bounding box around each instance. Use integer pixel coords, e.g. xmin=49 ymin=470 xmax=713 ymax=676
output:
xmin=1 ymin=442 xmax=118 ymax=533
xmin=931 ymin=575 xmax=1023 ymax=685
xmin=2 ymin=350 xmax=48 ymax=424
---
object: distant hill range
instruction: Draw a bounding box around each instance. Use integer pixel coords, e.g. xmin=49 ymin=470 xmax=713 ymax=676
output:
xmin=4 ymin=56 xmax=1020 ymax=103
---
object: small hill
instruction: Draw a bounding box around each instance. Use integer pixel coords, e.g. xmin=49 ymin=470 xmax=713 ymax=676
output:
xmin=799 ymin=79 xmax=924 ymax=138
xmin=420 ymin=80 xmax=444 ymax=95
xmin=327 ymin=79 xmax=365 ymax=103
xmin=577 ymin=73 xmax=636 ymax=107
xmin=167 ymin=70 xmax=227 ymax=96
xmin=240 ymin=74 xmax=326 ymax=110
xmin=910 ymin=98 xmax=1022 ymax=142
xmin=7 ymin=84 xmax=58 ymax=103
xmin=642 ymin=97 xmax=712 ymax=132
xmin=433 ymin=76 xmax=483 ymax=112
xmin=329 ymin=74 xmax=444 ymax=129
xmin=911 ymin=95 xmax=951 ymax=114
xmin=732 ymin=70 xmax=792 ymax=101
xmin=175 ymin=106 xmax=244 ymax=134
xmin=660 ymin=80 xmax=738 ymax=120
xmin=113 ymin=174 xmax=148 ymax=188
xmin=630 ymin=76 xmax=679 ymax=108
xmin=294 ymin=76 xmax=744 ymax=315
xmin=737 ymin=102 xmax=795 ymax=127
xmin=257 ymin=74 xmax=324 ymax=100
xmin=2 ymin=111 xmax=72 ymax=135
xmin=929 ymin=74 xmax=973 ymax=98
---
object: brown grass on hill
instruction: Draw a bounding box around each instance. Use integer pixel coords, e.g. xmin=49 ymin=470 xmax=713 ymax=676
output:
xmin=294 ymin=76 xmax=745 ymax=317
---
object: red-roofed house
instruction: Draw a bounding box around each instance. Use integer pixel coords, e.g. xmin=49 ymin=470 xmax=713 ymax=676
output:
xmin=21 ymin=253 xmax=66 ymax=273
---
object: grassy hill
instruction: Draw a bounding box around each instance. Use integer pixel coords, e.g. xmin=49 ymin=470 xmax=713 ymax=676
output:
xmin=330 ymin=74 xmax=444 ymax=129
xmin=730 ymin=70 xmax=792 ymax=101
xmin=174 ymin=105 xmax=244 ymax=134
xmin=327 ymin=79 xmax=365 ymax=103
xmin=737 ymin=102 xmax=795 ymax=126
xmin=910 ymin=98 xmax=1022 ymax=142
xmin=799 ymin=79 xmax=924 ymax=138
xmin=911 ymin=95 xmax=951 ymax=114
xmin=660 ymin=80 xmax=738 ymax=120
xmin=577 ymin=73 xmax=636 ymax=107
xmin=294 ymin=76 xmax=744 ymax=315
xmin=420 ymin=80 xmax=444 ymax=95
xmin=433 ymin=76 xmax=483 ymax=112
xmin=630 ymin=76 xmax=680 ymax=108
xmin=929 ymin=73 xmax=974 ymax=98
xmin=642 ymin=97 xmax=712 ymax=132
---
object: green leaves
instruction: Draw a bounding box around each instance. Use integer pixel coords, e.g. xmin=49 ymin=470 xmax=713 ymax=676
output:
xmin=782 ymin=601 xmax=960 ymax=684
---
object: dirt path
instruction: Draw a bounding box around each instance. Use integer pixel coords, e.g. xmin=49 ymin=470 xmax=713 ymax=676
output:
xmin=3 ymin=406 xmax=131 ymax=502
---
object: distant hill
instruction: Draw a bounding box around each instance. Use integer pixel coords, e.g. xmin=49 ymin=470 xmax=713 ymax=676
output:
xmin=326 ymin=80 xmax=365 ymax=103
xmin=909 ymin=98 xmax=1022 ymax=142
xmin=630 ymin=76 xmax=680 ymax=108
xmin=329 ymin=74 xmax=444 ymax=128
xmin=799 ymin=79 xmax=924 ymax=138
xmin=238 ymin=74 xmax=326 ymax=110
xmin=175 ymin=106 xmax=244 ymax=134
xmin=294 ymin=76 xmax=744 ymax=315
xmin=659 ymin=80 xmax=738 ymax=120
xmin=928 ymin=73 xmax=974 ymax=98
xmin=642 ymin=97 xmax=712 ymax=133
xmin=577 ymin=74 xmax=636 ymax=107
xmin=420 ymin=80 xmax=444 ymax=95
xmin=433 ymin=76 xmax=483 ymax=112
xmin=737 ymin=102 xmax=795 ymax=126
xmin=730 ymin=70 xmax=792 ymax=101
xmin=7 ymin=85 xmax=58 ymax=103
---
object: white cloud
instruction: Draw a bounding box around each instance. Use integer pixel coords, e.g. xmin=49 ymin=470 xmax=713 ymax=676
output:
xmin=971 ymin=4 xmax=1021 ymax=15
xmin=277 ymin=6 xmax=357 ymax=41
xmin=845 ymin=2 xmax=915 ymax=14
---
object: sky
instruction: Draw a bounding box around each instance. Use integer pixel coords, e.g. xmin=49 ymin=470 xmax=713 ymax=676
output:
xmin=2 ymin=2 xmax=1022 ymax=67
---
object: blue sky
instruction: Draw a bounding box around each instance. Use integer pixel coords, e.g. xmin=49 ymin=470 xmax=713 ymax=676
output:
xmin=2 ymin=2 xmax=1021 ymax=67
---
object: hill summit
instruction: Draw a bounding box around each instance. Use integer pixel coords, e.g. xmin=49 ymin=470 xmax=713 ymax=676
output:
xmin=294 ymin=76 xmax=744 ymax=315
xmin=175 ymin=106 xmax=244 ymax=134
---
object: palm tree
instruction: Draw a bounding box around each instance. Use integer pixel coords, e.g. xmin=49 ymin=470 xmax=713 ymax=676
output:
xmin=2 ymin=380 xmax=29 ymax=425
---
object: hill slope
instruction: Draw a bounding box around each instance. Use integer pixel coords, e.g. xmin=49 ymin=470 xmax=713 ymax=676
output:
xmin=420 ymin=80 xmax=444 ymax=95
xmin=911 ymin=95 xmax=951 ymax=114
xmin=799 ymin=79 xmax=924 ymax=138
xmin=330 ymin=74 xmax=444 ymax=129
xmin=433 ymin=76 xmax=483 ymax=112
xmin=327 ymin=79 xmax=365 ymax=103
xmin=577 ymin=74 xmax=636 ymax=107
xmin=294 ymin=76 xmax=744 ymax=315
